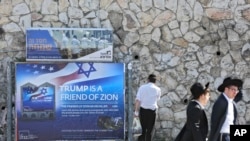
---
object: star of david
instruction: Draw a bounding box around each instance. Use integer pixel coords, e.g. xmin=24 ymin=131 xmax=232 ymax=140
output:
xmin=76 ymin=62 xmax=96 ymax=78
xmin=40 ymin=87 xmax=47 ymax=94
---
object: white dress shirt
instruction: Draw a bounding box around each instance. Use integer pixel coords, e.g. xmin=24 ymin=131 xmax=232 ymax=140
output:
xmin=220 ymin=93 xmax=234 ymax=134
xmin=135 ymin=82 xmax=161 ymax=110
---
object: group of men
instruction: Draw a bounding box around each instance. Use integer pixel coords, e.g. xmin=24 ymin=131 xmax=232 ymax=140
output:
xmin=60 ymin=33 xmax=109 ymax=59
xmin=134 ymin=74 xmax=243 ymax=141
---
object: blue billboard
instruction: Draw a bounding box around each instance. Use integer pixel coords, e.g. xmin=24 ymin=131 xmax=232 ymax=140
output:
xmin=26 ymin=28 xmax=113 ymax=62
xmin=15 ymin=62 xmax=125 ymax=140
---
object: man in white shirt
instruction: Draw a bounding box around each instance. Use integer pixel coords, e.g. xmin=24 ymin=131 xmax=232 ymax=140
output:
xmin=98 ymin=37 xmax=108 ymax=50
xmin=71 ymin=35 xmax=81 ymax=59
xmin=81 ymin=34 xmax=90 ymax=48
xmin=208 ymin=77 xmax=243 ymax=141
xmin=134 ymin=74 xmax=161 ymax=141
xmin=60 ymin=33 xmax=69 ymax=59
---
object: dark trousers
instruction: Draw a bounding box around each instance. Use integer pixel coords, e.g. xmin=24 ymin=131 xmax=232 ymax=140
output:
xmin=220 ymin=133 xmax=230 ymax=141
xmin=138 ymin=107 xmax=156 ymax=141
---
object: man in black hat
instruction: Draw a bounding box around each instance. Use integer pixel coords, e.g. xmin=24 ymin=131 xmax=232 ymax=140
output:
xmin=175 ymin=82 xmax=210 ymax=141
xmin=208 ymin=77 xmax=243 ymax=141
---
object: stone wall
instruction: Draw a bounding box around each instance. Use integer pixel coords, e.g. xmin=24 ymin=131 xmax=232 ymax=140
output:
xmin=1 ymin=0 xmax=250 ymax=140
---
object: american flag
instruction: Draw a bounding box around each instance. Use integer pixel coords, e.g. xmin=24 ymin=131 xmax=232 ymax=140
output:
xmin=17 ymin=62 xmax=97 ymax=86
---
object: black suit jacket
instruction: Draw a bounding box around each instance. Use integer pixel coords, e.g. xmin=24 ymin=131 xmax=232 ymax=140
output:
xmin=208 ymin=94 xmax=238 ymax=141
xmin=175 ymin=101 xmax=208 ymax=141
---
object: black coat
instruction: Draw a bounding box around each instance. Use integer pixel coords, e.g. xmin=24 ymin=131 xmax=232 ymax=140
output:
xmin=175 ymin=101 xmax=208 ymax=141
xmin=208 ymin=94 xmax=238 ymax=141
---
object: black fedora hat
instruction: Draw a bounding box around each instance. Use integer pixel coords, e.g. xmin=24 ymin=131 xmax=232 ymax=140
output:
xmin=190 ymin=82 xmax=210 ymax=99
xmin=148 ymin=74 xmax=157 ymax=82
xmin=217 ymin=77 xmax=243 ymax=92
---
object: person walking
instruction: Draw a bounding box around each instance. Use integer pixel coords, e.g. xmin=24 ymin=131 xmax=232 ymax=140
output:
xmin=60 ymin=33 xmax=69 ymax=59
xmin=175 ymin=82 xmax=210 ymax=141
xmin=81 ymin=34 xmax=90 ymax=48
xmin=208 ymin=77 xmax=243 ymax=141
xmin=134 ymin=74 xmax=161 ymax=141
xmin=71 ymin=35 xmax=81 ymax=59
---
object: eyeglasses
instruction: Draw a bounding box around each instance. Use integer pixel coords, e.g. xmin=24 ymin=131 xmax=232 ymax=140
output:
xmin=228 ymin=87 xmax=239 ymax=93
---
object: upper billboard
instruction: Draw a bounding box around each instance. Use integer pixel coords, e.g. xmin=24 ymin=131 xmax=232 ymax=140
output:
xmin=26 ymin=28 xmax=113 ymax=62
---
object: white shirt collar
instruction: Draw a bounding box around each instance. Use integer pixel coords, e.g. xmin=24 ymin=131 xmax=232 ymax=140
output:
xmin=192 ymin=99 xmax=205 ymax=109
xmin=223 ymin=93 xmax=233 ymax=103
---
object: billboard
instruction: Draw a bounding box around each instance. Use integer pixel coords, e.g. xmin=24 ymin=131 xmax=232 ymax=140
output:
xmin=26 ymin=28 xmax=113 ymax=62
xmin=15 ymin=62 xmax=125 ymax=140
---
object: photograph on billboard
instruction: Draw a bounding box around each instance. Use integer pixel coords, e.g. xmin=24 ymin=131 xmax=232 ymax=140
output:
xmin=15 ymin=62 xmax=125 ymax=140
xmin=26 ymin=28 xmax=113 ymax=62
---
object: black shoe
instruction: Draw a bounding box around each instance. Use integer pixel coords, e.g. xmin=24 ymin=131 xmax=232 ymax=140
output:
xmin=138 ymin=135 xmax=145 ymax=141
